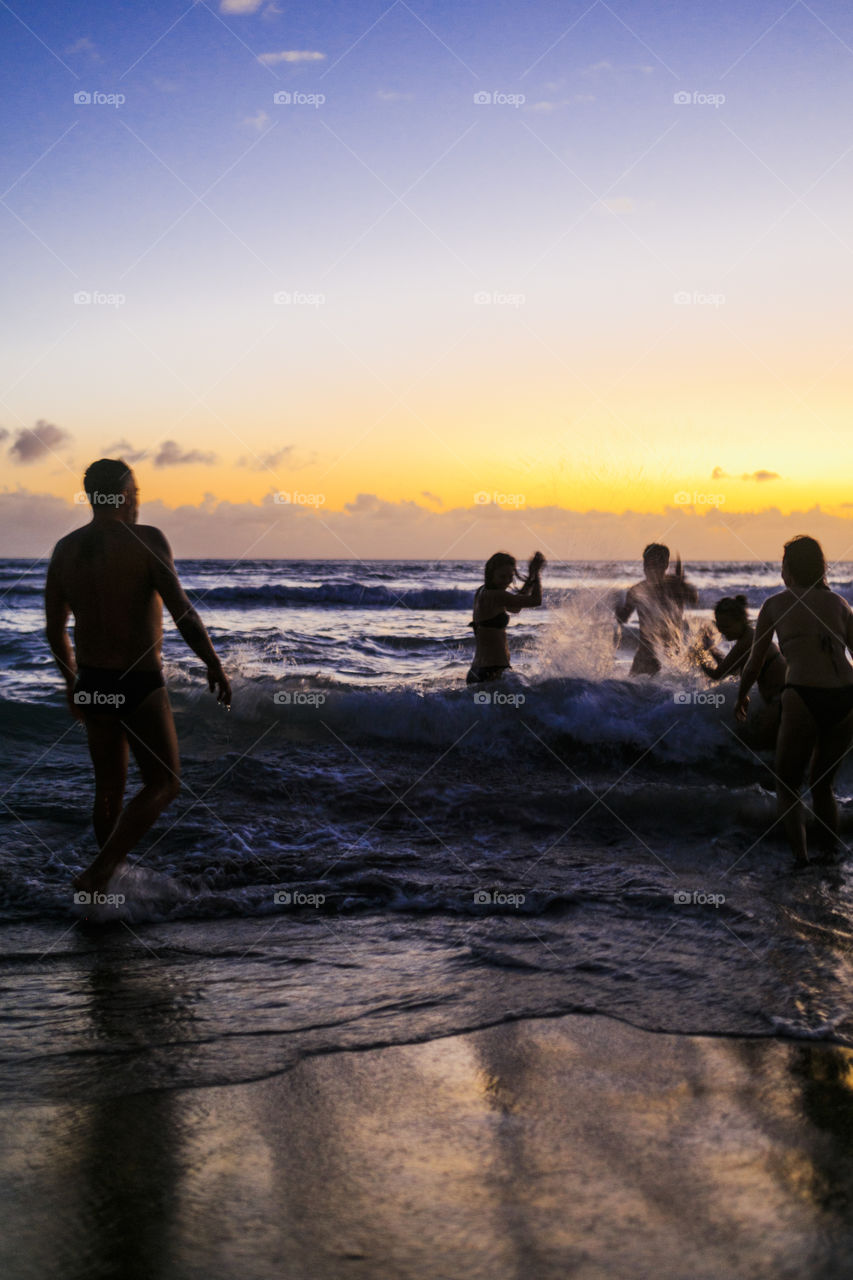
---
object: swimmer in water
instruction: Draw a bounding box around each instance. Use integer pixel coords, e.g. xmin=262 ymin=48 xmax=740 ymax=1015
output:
xmin=699 ymin=594 xmax=786 ymax=745
xmin=467 ymin=550 xmax=545 ymax=684
xmin=736 ymin=535 xmax=853 ymax=865
xmin=614 ymin=543 xmax=698 ymax=676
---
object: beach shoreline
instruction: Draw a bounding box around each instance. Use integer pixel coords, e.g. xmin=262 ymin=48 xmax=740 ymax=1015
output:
xmin=4 ymin=1011 xmax=853 ymax=1279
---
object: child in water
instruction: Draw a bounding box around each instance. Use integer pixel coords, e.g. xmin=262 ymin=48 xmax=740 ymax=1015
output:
xmin=700 ymin=594 xmax=786 ymax=746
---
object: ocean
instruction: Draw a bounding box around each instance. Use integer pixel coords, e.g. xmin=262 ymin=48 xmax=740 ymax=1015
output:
xmin=3 ymin=556 xmax=853 ymax=1105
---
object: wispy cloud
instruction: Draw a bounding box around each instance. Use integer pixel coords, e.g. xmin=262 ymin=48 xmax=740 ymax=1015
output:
xmin=712 ymin=466 xmax=781 ymax=483
xmin=101 ymin=439 xmax=149 ymax=464
xmin=8 ymin=421 xmax=72 ymax=464
xmin=220 ymin=0 xmax=265 ymax=13
xmin=65 ymin=36 xmax=100 ymax=59
xmin=243 ymin=108 xmax=270 ymax=131
xmin=236 ymin=445 xmax=315 ymax=471
xmin=376 ymin=89 xmax=414 ymax=102
xmin=153 ymin=440 xmax=218 ymax=468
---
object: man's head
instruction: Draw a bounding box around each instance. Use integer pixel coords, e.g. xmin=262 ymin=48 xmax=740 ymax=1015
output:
xmin=82 ymin=459 xmax=137 ymax=523
xmin=642 ymin=543 xmax=670 ymax=580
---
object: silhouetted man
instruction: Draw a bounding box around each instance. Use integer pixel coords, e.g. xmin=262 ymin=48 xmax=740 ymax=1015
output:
xmin=45 ymin=459 xmax=231 ymax=896
xmin=615 ymin=543 xmax=698 ymax=675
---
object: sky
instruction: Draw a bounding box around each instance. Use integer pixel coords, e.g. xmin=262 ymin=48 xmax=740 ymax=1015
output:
xmin=1 ymin=0 xmax=853 ymax=560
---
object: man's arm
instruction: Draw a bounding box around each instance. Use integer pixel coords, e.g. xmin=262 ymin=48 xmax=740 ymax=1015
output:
xmin=614 ymin=586 xmax=636 ymax=624
xmin=146 ymin=529 xmax=231 ymax=705
xmin=44 ymin=545 xmax=82 ymax=721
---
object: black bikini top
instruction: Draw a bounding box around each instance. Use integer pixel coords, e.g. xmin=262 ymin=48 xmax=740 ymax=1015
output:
xmin=469 ymin=586 xmax=510 ymax=631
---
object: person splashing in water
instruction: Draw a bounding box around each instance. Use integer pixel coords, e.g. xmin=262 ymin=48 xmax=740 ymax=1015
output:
xmin=699 ymin=594 xmax=786 ymax=745
xmin=614 ymin=543 xmax=698 ymax=676
xmin=736 ymin=535 xmax=853 ymax=865
xmin=467 ymin=550 xmax=545 ymax=685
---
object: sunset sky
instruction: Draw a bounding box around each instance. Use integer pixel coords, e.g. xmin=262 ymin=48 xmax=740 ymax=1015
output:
xmin=1 ymin=0 xmax=852 ymax=559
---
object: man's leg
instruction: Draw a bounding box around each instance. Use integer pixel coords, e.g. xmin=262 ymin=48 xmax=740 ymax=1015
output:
xmin=74 ymin=689 xmax=180 ymax=894
xmin=82 ymin=714 xmax=129 ymax=848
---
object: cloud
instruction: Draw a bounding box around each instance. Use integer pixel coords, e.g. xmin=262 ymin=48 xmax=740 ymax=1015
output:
xmin=243 ymin=109 xmax=270 ymax=131
xmin=4 ymin=489 xmax=853 ymax=561
xmin=258 ymin=50 xmax=326 ymax=65
xmin=101 ymin=439 xmax=149 ymax=464
xmin=582 ymin=60 xmax=614 ymax=75
xmin=742 ymin=470 xmax=780 ymax=483
xmin=8 ymin=421 xmax=72 ymax=464
xmin=711 ymin=466 xmax=729 ymax=480
xmin=236 ymin=445 xmax=314 ymax=471
xmin=65 ymin=36 xmax=100 ymax=59
xmin=0 ymin=428 xmax=9 ymax=442
xmin=420 ymin=490 xmax=443 ymax=507
xmin=153 ymin=440 xmax=218 ymax=468
xmin=376 ymin=89 xmax=414 ymax=102
xmin=220 ymin=0 xmax=264 ymax=12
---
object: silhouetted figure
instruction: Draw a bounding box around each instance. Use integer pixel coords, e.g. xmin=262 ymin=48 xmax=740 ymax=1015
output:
xmin=45 ymin=459 xmax=231 ymax=896
xmin=736 ymin=536 xmax=853 ymax=865
xmin=614 ymin=543 xmax=698 ymax=676
xmin=467 ymin=551 xmax=545 ymax=684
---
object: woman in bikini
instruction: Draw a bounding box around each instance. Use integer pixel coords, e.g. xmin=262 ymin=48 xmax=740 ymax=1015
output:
xmin=736 ymin=536 xmax=853 ymax=864
xmin=467 ymin=550 xmax=545 ymax=684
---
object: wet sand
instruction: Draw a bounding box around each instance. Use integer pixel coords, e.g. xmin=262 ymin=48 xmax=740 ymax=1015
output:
xmin=4 ymin=1013 xmax=853 ymax=1278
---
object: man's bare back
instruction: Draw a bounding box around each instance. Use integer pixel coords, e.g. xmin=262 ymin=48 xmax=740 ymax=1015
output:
xmin=45 ymin=460 xmax=230 ymax=899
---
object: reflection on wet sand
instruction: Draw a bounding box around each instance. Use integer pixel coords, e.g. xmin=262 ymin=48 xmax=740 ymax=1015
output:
xmin=6 ymin=1009 xmax=853 ymax=1279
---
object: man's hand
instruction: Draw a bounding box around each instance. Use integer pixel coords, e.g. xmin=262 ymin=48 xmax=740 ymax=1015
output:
xmin=207 ymin=661 xmax=231 ymax=707
xmin=735 ymin=694 xmax=749 ymax=723
xmin=64 ymin=681 xmax=84 ymax=723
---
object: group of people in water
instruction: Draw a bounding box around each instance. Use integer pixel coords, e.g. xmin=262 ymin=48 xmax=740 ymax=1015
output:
xmin=467 ymin=534 xmax=853 ymax=867
xmin=46 ymin=459 xmax=853 ymax=900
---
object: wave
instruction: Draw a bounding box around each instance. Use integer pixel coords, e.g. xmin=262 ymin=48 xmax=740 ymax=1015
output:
xmin=188 ymin=582 xmax=476 ymax=610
